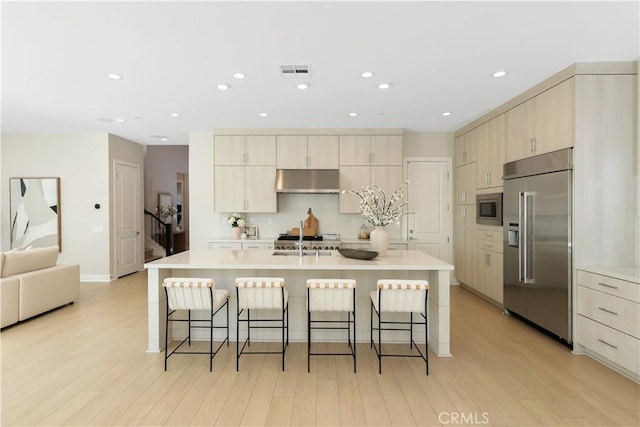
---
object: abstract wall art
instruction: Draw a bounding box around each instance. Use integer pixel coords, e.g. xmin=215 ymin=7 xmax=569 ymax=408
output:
xmin=9 ymin=177 xmax=61 ymax=250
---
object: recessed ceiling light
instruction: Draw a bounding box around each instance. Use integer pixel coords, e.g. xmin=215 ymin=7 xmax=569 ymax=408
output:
xmin=217 ymin=84 xmax=230 ymax=90
xmin=361 ymin=71 xmax=374 ymax=78
xmin=115 ymin=118 xmax=126 ymax=122
xmin=349 ymin=112 xmax=358 ymax=117
xmin=442 ymin=112 xmax=452 ymax=116
xmin=378 ymin=82 xmax=391 ymax=90
xmin=493 ymin=70 xmax=507 ymax=78
xmin=233 ymin=73 xmax=246 ymax=79
xmin=160 ymin=137 xmax=168 ymax=141
xmin=170 ymin=112 xmax=181 ymax=117
xmin=259 ymin=113 xmax=268 ymax=117
xmin=107 ymin=73 xmax=123 ymax=80
xmin=297 ymin=82 xmax=310 ymax=90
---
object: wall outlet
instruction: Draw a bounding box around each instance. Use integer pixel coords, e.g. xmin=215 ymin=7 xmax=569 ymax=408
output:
xmin=268 ymin=218 xmax=273 ymax=224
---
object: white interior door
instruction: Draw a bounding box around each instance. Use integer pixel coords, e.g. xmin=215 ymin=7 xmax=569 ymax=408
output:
xmin=407 ymin=159 xmax=452 ymax=262
xmin=115 ymin=160 xmax=142 ymax=277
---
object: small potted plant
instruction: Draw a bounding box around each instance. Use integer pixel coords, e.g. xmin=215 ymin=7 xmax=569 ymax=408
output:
xmin=227 ymin=213 xmax=246 ymax=239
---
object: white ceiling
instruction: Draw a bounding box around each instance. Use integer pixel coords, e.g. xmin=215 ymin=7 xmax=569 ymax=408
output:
xmin=2 ymin=1 xmax=638 ymax=146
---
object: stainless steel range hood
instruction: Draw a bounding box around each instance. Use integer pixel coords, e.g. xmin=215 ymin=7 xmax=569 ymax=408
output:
xmin=275 ymin=169 xmax=340 ymax=194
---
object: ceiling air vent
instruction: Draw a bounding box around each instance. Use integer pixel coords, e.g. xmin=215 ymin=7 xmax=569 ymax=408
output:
xmin=280 ymin=64 xmax=310 ymax=78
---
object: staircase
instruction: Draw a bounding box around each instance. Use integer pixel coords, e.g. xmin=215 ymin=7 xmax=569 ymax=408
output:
xmin=144 ymin=210 xmax=175 ymax=261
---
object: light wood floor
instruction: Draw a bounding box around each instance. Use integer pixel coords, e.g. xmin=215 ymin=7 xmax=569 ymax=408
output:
xmin=1 ymin=271 xmax=638 ymax=426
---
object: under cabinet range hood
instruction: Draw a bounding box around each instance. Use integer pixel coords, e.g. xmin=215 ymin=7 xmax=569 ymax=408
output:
xmin=275 ymin=169 xmax=340 ymax=194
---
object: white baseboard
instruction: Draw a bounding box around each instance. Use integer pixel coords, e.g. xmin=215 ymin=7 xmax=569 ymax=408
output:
xmin=81 ymin=274 xmax=114 ymax=283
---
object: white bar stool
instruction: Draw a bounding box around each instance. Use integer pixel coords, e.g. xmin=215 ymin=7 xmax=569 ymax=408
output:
xmin=370 ymin=279 xmax=430 ymax=374
xmin=306 ymin=278 xmax=357 ymax=373
xmin=235 ymin=277 xmax=289 ymax=371
xmin=162 ymin=277 xmax=229 ymax=371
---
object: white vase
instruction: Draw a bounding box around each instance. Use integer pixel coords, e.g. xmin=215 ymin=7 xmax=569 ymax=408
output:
xmin=369 ymin=226 xmax=389 ymax=256
xmin=232 ymin=227 xmax=242 ymax=240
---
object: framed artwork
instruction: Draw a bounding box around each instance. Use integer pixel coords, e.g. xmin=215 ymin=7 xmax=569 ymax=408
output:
xmin=244 ymin=225 xmax=258 ymax=239
xmin=9 ymin=177 xmax=61 ymax=250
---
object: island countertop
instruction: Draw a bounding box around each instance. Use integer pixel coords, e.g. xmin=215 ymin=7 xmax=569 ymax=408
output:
xmin=145 ymin=248 xmax=454 ymax=271
xmin=145 ymin=249 xmax=454 ymax=357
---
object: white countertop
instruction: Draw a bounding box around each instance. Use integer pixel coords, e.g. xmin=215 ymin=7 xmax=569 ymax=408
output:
xmin=208 ymin=237 xmax=276 ymax=243
xmin=578 ymin=265 xmax=640 ymax=284
xmin=145 ymin=248 xmax=453 ymax=271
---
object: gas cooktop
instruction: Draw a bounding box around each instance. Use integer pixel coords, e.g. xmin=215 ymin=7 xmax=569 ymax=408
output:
xmin=277 ymin=234 xmax=323 ymax=241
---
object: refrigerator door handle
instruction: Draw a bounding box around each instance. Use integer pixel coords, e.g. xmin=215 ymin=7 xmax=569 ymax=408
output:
xmin=518 ymin=191 xmax=524 ymax=282
xmin=523 ymin=191 xmax=534 ymax=284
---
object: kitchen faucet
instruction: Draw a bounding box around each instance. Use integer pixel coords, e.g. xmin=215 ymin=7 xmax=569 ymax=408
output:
xmin=298 ymin=220 xmax=304 ymax=257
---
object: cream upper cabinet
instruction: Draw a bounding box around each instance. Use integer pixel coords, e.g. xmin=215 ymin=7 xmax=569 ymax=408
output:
xmin=339 ymin=166 xmax=369 ymax=213
xmin=277 ymin=135 xmax=339 ymax=169
xmin=455 ymin=131 xmax=477 ymax=167
xmin=214 ymin=135 xmax=245 ymax=165
xmin=455 ymin=163 xmax=476 ymax=205
xmin=476 ymin=115 xmax=506 ymax=189
xmin=506 ymin=78 xmax=575 ymax=162
xmin=307 ymin=135 xmax=339 ymax=168
xmin=371 ymin=165 xmax=403 ymax=200
xmin=214 ymin=135 xmax=276 ymax=166
xmin=214 ymin=165 xmax=276 ymax=213
xmin=339 ymin=135 xmax=402 ymax=166
xmin=245 ymin=136 xmax=277 ymax=165
xmin=338 ymin=165 xmax=403 ymax=213
xmin=244 ymin=166 xmax=277 ymax=212
xmin=370 ymin=135 xmax=403 ymax=165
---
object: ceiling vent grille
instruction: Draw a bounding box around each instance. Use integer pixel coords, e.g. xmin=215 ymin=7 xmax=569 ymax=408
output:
xmin=280 ymin=64 xmax=310 ymax=78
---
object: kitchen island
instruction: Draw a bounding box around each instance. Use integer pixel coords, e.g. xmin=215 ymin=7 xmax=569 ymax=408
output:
xmin=145 ymin=249 xmax=454 ymax=357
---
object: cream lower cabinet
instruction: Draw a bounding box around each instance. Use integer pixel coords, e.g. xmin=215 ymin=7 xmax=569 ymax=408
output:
xmin=454 ymin=204 xmax=475 ymax=286
xmin=208 ymin=240 xmax=274 ymax=250
xmin=339 ymin=165 xmax=403 ymax=213
xmin=214 ymin=166 xmax=276 ymax=213
xmin=575 ymin=269 xmax=640 ymax=379
xmin=474 ymin=228 xmax=503 ymax=303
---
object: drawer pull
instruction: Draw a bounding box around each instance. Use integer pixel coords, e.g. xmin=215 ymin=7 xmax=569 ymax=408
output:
xmin=597 ymin=307 xmax=619 ymax=316
xmin=598 ymin=282 xmax=619 ymax=290
xmin=597 ymin=338 xmax=618 ymax=349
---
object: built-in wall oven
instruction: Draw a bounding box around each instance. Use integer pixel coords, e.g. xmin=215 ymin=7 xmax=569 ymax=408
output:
xmin=476 ymin=192 xmax=503 ymax=226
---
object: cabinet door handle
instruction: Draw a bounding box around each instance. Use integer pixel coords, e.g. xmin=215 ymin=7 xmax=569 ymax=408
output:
xmin=598 ymin=307 xmax=619 ymax=316
xmin=597 ymin=338 xmax=618 ymax=349
xmin=462 ymin=206 xmax=466 ymax=219
xmin=598 ymin=282 xmax=619 ymax=290
xmin=245 ymin=152 xmax=249 ymax=163
xmin=306 ymin=156 xmax=310 ymax=167
xmin=462 ymin=191 xmax=466 ymax=204
xmin=488 ymin=172 xmax=491 ymax=185
xmin=532 ymin=137 xmax=537 ymax=152
xmin=462 ymin=151 xmax=466 ymax=163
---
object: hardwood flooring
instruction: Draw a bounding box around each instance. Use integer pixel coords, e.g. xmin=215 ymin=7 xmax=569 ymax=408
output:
xmin=1 ymin=271 xmax=638 ymax=426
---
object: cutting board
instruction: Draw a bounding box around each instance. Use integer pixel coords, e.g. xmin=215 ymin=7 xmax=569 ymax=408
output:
xmin=289 ymin=227 xmax=316 ymax=237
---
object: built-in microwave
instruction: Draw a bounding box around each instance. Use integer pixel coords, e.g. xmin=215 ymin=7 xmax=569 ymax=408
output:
xmin=476 ymin=193 xmax=503 ymax=226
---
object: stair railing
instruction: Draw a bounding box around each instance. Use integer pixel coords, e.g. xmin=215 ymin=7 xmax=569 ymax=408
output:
xmin=144 ymin=210 xmax=174 ymax=257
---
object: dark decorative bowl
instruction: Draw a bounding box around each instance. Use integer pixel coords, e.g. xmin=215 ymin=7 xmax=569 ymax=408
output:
xmin=338 ymin=248 xmax=379 ymax=260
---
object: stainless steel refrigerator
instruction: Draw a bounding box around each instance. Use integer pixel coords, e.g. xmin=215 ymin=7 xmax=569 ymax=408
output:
xmin=503 ymin=148 xmax=573 ymax=344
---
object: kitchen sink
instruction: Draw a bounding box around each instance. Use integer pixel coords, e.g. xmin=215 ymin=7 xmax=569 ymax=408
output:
xmin=272 ymin=250 xmax=332 ymax=257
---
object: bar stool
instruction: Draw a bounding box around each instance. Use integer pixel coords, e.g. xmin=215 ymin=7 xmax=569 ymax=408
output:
xmin=235 ymin=277 xmax=289 ymax=371
xmin=163 ymin=277 xmax=229 ymax=371
xmin=306 ymin=278 xmax=357 ymax=373
xmin=370 ymin=279 xmax=430 ymax=374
